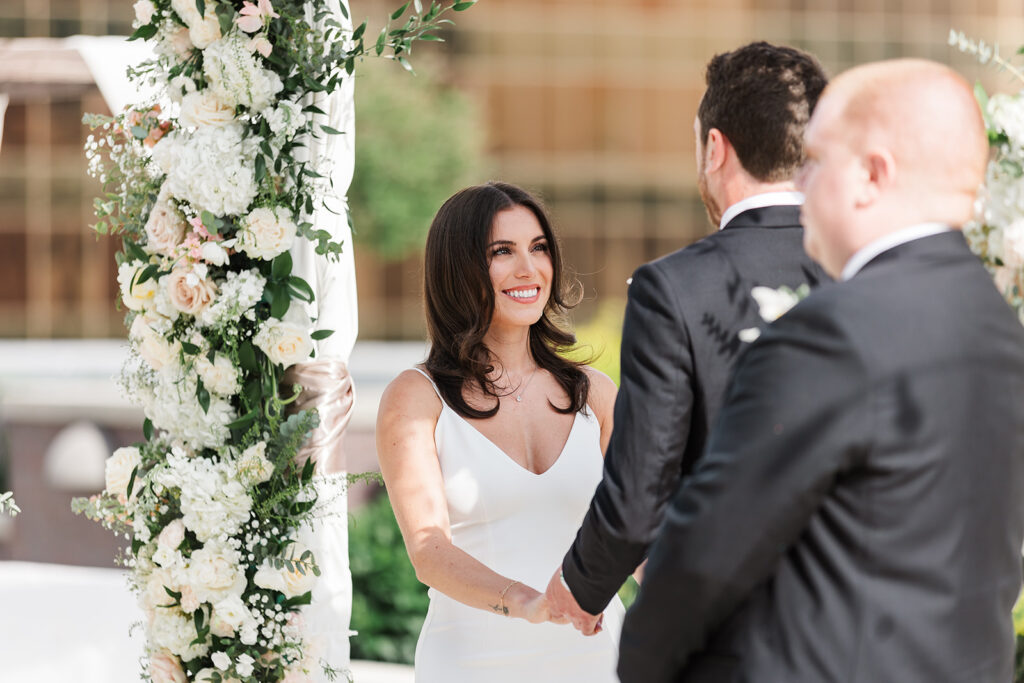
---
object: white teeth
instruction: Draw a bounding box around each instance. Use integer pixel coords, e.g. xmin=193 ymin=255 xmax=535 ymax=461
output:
xmin=506 ymin=288 xmax=538 ymax=299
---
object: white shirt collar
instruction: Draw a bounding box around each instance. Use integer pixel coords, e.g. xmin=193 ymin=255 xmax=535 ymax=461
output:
xmin=840 ymin=222 xmax=952 ymax=281
xmin=718 ymin=191 xmax=804 ymax=231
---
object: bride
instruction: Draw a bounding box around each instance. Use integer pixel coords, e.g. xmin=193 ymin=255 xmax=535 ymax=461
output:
xmin=376 ymin=181 xmax=624 ymax=681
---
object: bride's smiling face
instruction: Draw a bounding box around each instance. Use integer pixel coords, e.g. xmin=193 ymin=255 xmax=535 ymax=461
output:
xmin=487 ymin=205 xmax=553 ymax=332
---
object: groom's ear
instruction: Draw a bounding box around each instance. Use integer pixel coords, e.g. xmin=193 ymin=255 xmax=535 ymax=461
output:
xmin=704 ymin=127 xmax=728 ymax=173
xmin=855 ymin=147 xmax=896 ymax=208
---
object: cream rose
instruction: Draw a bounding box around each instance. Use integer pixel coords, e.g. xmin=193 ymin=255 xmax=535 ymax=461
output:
xmin=105 ymin=446 xmax=141 ymax=499
xmin=187 ymin=541 xmax=247 ymax=604
xmin=166 ymin=266 xmax=217 ymax=316
xmin=180 ymin=91 xmax=235 ymax=129
xmin=158 ymin=518 xmax=186 ymax=553
xmin=144 ymin=198 xmax=186 ymax=257
xmin=253 ymin=543 xmax=317 ymax=598
xmin=133 ymin=0 xmax=156 ymax=26
xmin=130 ymin=316 xmax=175 ymax=371
xmin=189 ymin=14 xmax=222 ymax=49
xmin=141 ymin=567 xmax=179 ymax=617
xmin=254 ymin=318 xmax=313 ymax=368
xmin=118 ymin=261 xmax=158 ymax=311
xmin=237 ymin=207 xmax=297 ymax=260
xmin=149 ymin=651 xmax=187 ymax=683
xmin=211 ymin=594 xmax=251 ymax=638
xmin=168 ymin=26 xmax=193 ymax=58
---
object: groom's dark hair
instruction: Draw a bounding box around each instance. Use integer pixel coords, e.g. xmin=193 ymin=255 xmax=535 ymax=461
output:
xmin=698 ymin=41 xmax=827 ymax=182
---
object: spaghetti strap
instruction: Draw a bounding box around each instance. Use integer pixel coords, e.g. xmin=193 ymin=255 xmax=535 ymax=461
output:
xmin=411 ymin=366 xmax=443 ymax=401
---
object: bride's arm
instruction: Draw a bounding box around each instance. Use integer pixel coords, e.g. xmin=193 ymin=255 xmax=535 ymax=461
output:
xmin=376 ymin=369 xmax=550 ymax=623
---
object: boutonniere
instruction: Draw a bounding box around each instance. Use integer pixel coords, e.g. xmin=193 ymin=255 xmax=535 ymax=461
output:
xmin=738 ymin=284 xmax=810 ymax=342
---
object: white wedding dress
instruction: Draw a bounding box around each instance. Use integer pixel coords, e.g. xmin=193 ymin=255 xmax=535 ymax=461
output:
xmin=411 ymin=368 xmax=624 ymax=682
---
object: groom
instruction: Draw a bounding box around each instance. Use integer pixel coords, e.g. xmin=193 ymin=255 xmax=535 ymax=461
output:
xmin=545 ymin=42 xmax=828 ymax=632
xmin=617 ymin=59 xmax=1024 ymax=681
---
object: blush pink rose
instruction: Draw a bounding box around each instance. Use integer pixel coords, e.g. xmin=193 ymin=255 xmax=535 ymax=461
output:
xmin=166 ymin=267 xmax=217 ymax=316
xmin=150 ymin=651 xmax=187 ymax=683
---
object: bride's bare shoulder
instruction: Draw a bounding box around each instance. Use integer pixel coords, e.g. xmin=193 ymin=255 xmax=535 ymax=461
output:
xmin=378 ymin=367 xmax=443 ymax=421
xmin=581 ymin=365 xmax=617 ymax=418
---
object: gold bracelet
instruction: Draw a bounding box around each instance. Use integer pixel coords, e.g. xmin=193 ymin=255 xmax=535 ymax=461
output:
xmin=498 ymin=579 xmax=520 ymax=617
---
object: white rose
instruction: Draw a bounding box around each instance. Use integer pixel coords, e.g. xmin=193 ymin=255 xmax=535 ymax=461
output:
xmin=200 ymin=241 xmax=230 ymax=266
xmin=169 ymin=0 xmax=200 ymax=24
xmin=133 ymin=0 xmax=156 ymax=26
xmin=236 ymin=654 xmax=255 ymax=677
xmin=149 ymin=650 xmax=186 ymax=683
xmin=158 ymin=518 xmax=186 ymax=553
xmin=236 ymin=441 xmax=274 ymax=485
xmin=105 ymin=446 xmax=141 ymax=499
xmin=166 ymin=266 xmax=217 ymax=316
xmin=238 ymin=207 xmax=297 ymax=260
xmin=211 ymin=594 xmax=251 ymax=635
xmin=196 ymin=354 xmax=240 ymax=396
xmin=118 ymin=262 xmax=158 ymax=311
xmin=187 ymin=541 xmax=246 ymax=604
xmin=212 ymin=651 xmax=231 ymax=671
xmin=144 ymin=196 xmax=186 ymax=257
xmin=180 ymin=91 xmax=235 ymax=129
xmin=750 ymin=285 xmax=801 ymax=323
xmin=254 ymin=318 xmax=313 ymax=369
xmin=253 ymin=543 xmax=318 ymax=598
xmin=168 ymin=75 xmax=197 ymax=103
xmin=189 ymin=14 xmax=222 ymax=49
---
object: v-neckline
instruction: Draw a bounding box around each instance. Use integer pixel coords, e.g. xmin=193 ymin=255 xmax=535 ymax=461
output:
xmin=445 ymin=406 xmax=581 ymax=477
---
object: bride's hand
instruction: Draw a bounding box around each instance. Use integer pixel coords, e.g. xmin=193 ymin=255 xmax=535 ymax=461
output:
xmin=507 ymin=584 xmax=559 ymax=624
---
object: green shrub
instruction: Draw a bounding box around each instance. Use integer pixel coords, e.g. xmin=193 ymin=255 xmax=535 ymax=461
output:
xmin=349 ymin=493 xmax=428 ymax=664
xmin=568 ymin=298 xmax=626 ymax=386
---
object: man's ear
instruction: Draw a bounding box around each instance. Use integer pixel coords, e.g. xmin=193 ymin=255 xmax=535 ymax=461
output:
xmin=705 ymin=128 xmax=728 ymax=174
xmin=856 ymin=147 xmax=896 ymax=207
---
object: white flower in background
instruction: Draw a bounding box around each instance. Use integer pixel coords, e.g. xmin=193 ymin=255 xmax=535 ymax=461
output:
xmin=237 ymin=207 xmax=297 ymax=260
xmin=187 ymin=538 xmax=247 ymax=605
xmin=196 ymin=354 xmax=241 ymax=396
xmin=751 ymin=285 xmax=805 ymax=322
xmin=133 ymin=510 xmax=153 ymax=543
xmin=203 ymin=32 xmax=284 ymax=111
xmin=158 ymin=451 xmax=252 ymax=541
xmin=145 ymin=363 xmax=235 ymax=450
xmin=118 ymin=261 xmax=158 ymax=311
xmin=133 ymin=0 xmax=156 ymax=27
xmin=153 ymin=21 xmax=193 ymax=60
xmin=179 ymin=91 xmax=236 ymax=129
xmin=198 ymin=269 xmax=266 ymax=328
xmin=253 ymin=542 xmax=317 ymax=598
xmin=158 ymin=518 xmax=186 ymax=552
xmin=255 ymin=315 xmax=313 ymax=368
xmin=236 ymin=441 xmax=274 ymax=486
xmin=262 ymin=100 xmax=305 ymax=146
xmin=105 ymin=446 xmax=141 ymax=500
xmin=166 ymin=264 xmax=217 ymax=317
xmin=167 ymin=75 xmax=197 ymax=103
xmin=144 ymin=190 xmax=186 ymax=257
xmin=130 ymin=315 xmax=178 ymax=371
xmin=988 ymin=93 xmax=1024 ymax=149
xmin=149 ymin=606 xmax=210 ymax=661
xmin=1001 ymin=218 xmax=1024 ymax=270
xmin=148 ymin=650 xmax=187 ymax=683
xmin=151 ymin=123 xmax=258 ymax=217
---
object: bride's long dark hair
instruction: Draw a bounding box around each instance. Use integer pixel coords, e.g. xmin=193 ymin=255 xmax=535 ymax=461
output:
xmin=423 ymin=181 xmax=589 ymax=420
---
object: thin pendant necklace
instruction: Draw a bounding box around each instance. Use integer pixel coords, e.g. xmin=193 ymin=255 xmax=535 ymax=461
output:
xmin=514 ymin=366 xmax=540 ymax=403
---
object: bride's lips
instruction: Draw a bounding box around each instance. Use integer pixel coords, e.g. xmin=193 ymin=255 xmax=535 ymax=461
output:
xmin=502 ymin=285 xmax=541 ymax=304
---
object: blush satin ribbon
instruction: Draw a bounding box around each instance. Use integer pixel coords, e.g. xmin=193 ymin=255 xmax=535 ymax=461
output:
xmin=282 ymin=360 xmax=354 ymax=475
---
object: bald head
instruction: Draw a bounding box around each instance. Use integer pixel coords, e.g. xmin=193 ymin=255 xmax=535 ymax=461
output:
xmin=829 ymin=59 xmax=988 ymax=201
xmin=798 ymin=59 xmax=989 ymax=278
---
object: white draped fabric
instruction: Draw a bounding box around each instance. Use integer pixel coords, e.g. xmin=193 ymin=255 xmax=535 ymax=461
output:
xmin=288 ymin=1 xmax=358 ymax=677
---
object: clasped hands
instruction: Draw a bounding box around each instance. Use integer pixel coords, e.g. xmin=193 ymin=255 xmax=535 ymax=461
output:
xmin=542 ymin=567 xmax=604 ymax=635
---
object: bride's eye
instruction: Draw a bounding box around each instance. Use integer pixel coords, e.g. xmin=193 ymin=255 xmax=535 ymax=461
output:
xmin=491 ymin=246 xmax=511 ymax=257
xmin=531 ymin=242 xmax=549 ymax=253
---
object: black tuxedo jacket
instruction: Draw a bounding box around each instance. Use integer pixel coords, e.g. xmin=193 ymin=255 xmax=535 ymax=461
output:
xmin=562 ymin=205 xmax=827 ymax=614
xmin=618 ymin=230 xmax=1024 ymax=682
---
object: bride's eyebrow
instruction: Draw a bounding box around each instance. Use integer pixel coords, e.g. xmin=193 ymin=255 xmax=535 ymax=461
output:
xmin=488 ymin=239 xmax=515 ymax=248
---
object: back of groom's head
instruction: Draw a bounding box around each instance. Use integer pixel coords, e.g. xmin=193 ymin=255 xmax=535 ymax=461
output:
xmin=698 ymin=42 xmax=827 ymax=183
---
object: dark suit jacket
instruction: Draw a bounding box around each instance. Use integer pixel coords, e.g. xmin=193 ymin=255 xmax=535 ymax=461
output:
xmin=562 ymin=205 xmax=827 ymax=614
xmin=617 ymin=230 xmax=1024 ymax=682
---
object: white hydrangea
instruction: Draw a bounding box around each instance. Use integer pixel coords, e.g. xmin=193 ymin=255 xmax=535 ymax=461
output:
xmin=157 ymin=450 xmax=253 ymax=543
xmin=203 ymin=32 xmax=284 ymax=111
xmin=199 ymin=269 xmax=266 ymax=329
xmin=149 ymin=606 xmax=210 ymax=661
xmin=144 ymin=362 xmax=235 ymax=450
xmin=151 ymin=123 xmax=258 ymax=217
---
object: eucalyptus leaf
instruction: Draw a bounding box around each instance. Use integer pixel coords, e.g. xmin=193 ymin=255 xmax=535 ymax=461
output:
xmin=391 ymin=2 xmax=410 ymax=20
